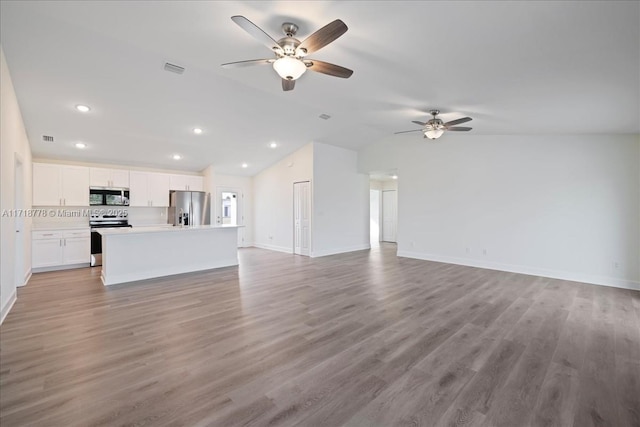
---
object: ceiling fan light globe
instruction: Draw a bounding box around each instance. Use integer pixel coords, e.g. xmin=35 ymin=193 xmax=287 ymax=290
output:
xmin=425 ymin=128 xmax=444 ymax=140
xmin=273 ymin=56 xmax=307 ymax=80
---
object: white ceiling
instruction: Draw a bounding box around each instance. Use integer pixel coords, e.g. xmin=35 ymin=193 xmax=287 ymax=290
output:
xmin=1 ymin=1 xmax=638 ymax=175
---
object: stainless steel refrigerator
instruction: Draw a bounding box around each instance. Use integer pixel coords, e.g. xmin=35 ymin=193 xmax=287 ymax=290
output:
xmin=168 ymin=191 xmax=210 ymax=226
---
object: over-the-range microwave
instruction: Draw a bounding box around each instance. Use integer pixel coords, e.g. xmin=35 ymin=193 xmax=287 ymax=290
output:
xmin=89 ymin=187 xmax=130 ymax=206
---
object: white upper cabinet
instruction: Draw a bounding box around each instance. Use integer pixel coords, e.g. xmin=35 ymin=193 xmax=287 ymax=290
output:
xmin=61 ymin=166 xmax=89 ymax=206
xmin=33 ymin=163 xmax=62 ymax=206
xmin=90 ymin=167 xmax=129 ymax=188
xmin=148 ymin=173 xmax=170 ymax=207
xmin=33 ymin=163 xmax=89 ymax=206
xmin=110 ymin=169 xmax=130 ymax=188
xmin=129 ymin=171 xmax=170 ymax=207
xmin=169 ymin=174 xmax=204 ymax=192
xmin=33 ymin=163 xmax=188 ymax=208
xmin=186 ymin=175 xmax=204 ymax=192
xmin=129 ymin=171 xmax=149 ymax=207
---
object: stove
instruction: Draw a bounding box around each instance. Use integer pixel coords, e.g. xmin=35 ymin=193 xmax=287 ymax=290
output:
xmin=90 ymin=212 xmax=130 ymax=228
xmin=90 ymin=212 xmax=131 ymax=266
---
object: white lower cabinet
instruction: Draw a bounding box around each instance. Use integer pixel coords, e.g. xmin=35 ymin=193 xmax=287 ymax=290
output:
xmin=32 ymin=237 xmax=65 ymax=268
xmin=32 ymin=229 xmax=90 ymax=269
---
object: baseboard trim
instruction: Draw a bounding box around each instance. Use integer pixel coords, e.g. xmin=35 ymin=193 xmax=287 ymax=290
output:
xmin=253 ymin=243 xmax=293 ymax=254
xmin=311 ymin=244 xmax=371 ymax=258
xmin=397 ymin=250 xmax=640 ymax=291
xmin=19 ymin=270 xmax=32 ymax=287
xmin=32 ymin=263 xmax=91 ymax=274
xmin=0 ymin=289 xmax=18 ymax=325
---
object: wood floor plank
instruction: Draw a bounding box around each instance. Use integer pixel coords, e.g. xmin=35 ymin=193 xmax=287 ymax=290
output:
xmin=573 ymin=287 xmax=623 ymax=427
xmin=482 ymin=307 xmax=570 ymax=426
xmin=0 ymin=244 xmax=638 ymax=426
xmin=530 ymin=361 xmax=580 ymax=427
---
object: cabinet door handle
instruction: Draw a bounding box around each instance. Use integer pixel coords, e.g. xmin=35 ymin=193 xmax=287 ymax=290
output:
xmin=43 ymin=233 xmax=53 ymax=236
xmin=59 ymin=239 xmax=62 ymax=247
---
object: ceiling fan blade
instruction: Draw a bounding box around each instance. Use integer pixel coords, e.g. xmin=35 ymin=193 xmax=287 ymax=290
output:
xmin=394 ymin=129 xmax=423 ymax=134
xmin=443 ymin=117 xmax=472 ymax=127
xmin=411 ymin=120 xmax=427 ymax=126
xmin=305 ymin=60 xmax=353 ymax=78
xmin=231 ymin=16 xmax=283 ymax=54
xmin=297 ymin=19 xmax=348 ymax=55
xmin=446 ymin=127 xmax=472 ymax=131
xmin=221 ymin=59 xmax=274 ymax=68
xmin=282 ymin=78 xmax=295 ymax=91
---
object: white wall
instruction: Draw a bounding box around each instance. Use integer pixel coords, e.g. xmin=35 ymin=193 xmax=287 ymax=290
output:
xmin=1 ymin=46 xmax=33 ymax=323
xmin=359 ymin=134 xmax=640 ymax=290
xmin=253 ymin=144 xmax=313 ymax=253
xmin=312 ymin=143 xmax=370 ymax=256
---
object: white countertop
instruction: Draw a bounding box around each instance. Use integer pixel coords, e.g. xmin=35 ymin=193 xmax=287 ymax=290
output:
xmin=33 ymin=225 xmax=90 ymax=231
xmin=97 ymin=224 xmax=243 ymax=236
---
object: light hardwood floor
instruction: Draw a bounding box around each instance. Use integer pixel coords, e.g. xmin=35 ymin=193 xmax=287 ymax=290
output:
xmin=1 ymin=244 xmax=639 ymax=426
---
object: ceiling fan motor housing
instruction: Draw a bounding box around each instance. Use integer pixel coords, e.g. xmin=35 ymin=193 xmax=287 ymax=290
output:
xmin=277 ymin=37 xmax=300 ymax=56
xmin=427 ymin=118 xmax=444 ymax=130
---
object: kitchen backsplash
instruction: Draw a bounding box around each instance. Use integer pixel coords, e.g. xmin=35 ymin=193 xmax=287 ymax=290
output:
xmin=127 ymin=207 xmax=168 ymax=226
xmin=32 ymin=206 xmax=168 ymax=228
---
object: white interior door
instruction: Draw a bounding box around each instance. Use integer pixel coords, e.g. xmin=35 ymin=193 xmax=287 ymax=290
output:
xmin=294 ymin=181 xmax=311 ymax=256
xmin=381 ymin=190 xmax=397 ymax=242
xmin=215 ymin=187 xmax=244 ymax=247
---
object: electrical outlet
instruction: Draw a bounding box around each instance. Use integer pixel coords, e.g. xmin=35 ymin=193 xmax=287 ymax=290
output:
xmin=483 ymin=249 xmax=487 ymax=256
xmin=465 ymin=247 xmax=471 ymax=254
xmin=410 ymin=241 xmax=415 ymax=248
xmin=613 ymin=261 xmax=620 ymax=270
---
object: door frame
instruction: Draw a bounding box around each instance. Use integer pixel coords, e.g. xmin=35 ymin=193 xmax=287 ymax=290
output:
xmin=293 ymin=180 xmax=312 ymax=256
xmin=14 ymin=154 xmax=25 ymax=287
xmin=381 ymin=189 xmax=397 ymax=243
xmin=215 ymin=186 xmax=244 ymax=246
xmin=370 ymin=189 xmax=382 ymax=243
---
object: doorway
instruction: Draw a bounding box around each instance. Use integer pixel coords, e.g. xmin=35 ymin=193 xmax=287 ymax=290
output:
xmin=215 ymin=187 xmax=244 ymax=247
xmin=14 ymin=156 xmax=25 ymax=287
xmin=293 ymin=181 xmax=311 ymax=256
xmin=381 ymin=189 xmax=397 ymax=242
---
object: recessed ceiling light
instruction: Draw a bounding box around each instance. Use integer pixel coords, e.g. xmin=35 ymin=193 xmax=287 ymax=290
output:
xmin=270 ymin=142 xmax=278 ymax=148
xmin=193 ymin=128 xmax=203 ymax=134
xmin=75 ymin=105 xmax=91 ymax=113
xmin=241 ymin=163 xmax=248 ymax=168
xmin=173 ymin=154 xmax=182 ymax=160
xmin=391 ymin=175 xmax=398 ymax=180
xmin=75 ymin=142 xmax=86 ymax=149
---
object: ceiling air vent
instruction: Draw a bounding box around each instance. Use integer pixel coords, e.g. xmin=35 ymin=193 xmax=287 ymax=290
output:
xmin=164 ymin=62 xmax=185 ymax=75
xmin=319 ymin=114 xmax=331 ymax=120
xmin=42 ymin=135 xmax=54 ymax=142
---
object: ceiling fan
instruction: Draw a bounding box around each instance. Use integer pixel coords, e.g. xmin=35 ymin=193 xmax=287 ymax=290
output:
xmin=221 ymin=16 xmax=353 ymax=91
xmin=395 ymin=110 xmax=473 ymax=139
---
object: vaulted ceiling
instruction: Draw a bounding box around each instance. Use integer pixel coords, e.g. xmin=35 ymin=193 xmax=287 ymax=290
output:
xmin=1 ymin=1 xmax=638 ymax=175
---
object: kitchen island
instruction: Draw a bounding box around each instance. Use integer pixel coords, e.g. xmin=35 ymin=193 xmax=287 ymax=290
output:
xmin=97 ymin=225 xmax=241 ymax=286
